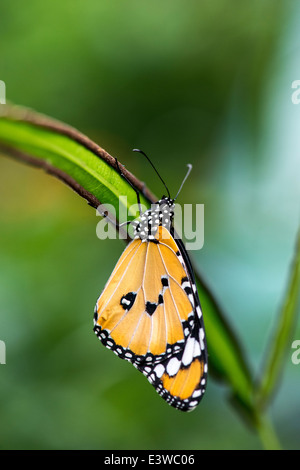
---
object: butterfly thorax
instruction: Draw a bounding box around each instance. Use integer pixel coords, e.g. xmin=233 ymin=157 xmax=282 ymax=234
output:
xmin=134 ymin=197 xmax=175 ymax=242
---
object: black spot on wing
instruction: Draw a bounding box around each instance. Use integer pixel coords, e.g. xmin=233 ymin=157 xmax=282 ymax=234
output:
xmin=184 ymin=286 xmax=192 ymax=295
xmin=146 ymin=301 xmax=157 ymax=315
xmin=94 ymin=306 xmax=98 ymax=322
xmin=181 ymin=276 xmax=193 ymax=294
xmin=120 ymin=292 xmax=137 ymax=311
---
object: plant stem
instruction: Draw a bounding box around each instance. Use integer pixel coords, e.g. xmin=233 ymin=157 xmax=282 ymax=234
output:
xmin=253 ymin=412 xmax=282 ymax=450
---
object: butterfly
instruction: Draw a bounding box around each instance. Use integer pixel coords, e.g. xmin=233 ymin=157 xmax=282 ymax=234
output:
xmin=93 ymin=150 xmax=207 ymax=411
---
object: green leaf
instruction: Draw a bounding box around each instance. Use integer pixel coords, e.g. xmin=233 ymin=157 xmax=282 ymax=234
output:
xmin=195 ymin=272 xmax=255 ymax=414
xmin=0 ymin=104 xmax=256 ymax=416
xmin=256 ymin=228 xmax=300 ymax=408
xmin=0 ymin=105 xmax=151 ymax=222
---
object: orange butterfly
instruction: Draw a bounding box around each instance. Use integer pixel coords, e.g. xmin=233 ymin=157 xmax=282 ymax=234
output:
xmin=94 ymin=151 xmax=207 ymax=411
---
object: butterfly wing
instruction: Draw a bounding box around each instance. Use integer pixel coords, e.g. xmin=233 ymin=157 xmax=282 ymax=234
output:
xmin=138 ymin=226 xmax=207 ymax=411
xmin=94 ymin=226 xmax=207 ymax=411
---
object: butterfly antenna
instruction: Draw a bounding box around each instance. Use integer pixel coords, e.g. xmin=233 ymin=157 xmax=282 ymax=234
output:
xmin=133 ymin=149 xmax=171 ymax=199
xmin=173 ymin=164 xmax=192 ymax=201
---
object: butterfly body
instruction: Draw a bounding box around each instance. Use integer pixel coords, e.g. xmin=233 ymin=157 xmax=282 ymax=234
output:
xmin=94 ymin=195 xmax=207 ymax=412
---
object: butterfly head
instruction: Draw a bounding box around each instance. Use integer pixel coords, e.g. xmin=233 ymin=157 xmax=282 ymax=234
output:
xmin=130 ymin=153 xmax=192 ymax=242
xmin=158 ymin=195 xmax=175 ymax=217
xmin=134 ymin=196 xmax=175 ymax=242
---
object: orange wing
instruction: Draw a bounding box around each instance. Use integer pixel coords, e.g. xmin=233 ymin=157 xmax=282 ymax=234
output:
xmin=94 ymin=226 xmax=207 ymax=411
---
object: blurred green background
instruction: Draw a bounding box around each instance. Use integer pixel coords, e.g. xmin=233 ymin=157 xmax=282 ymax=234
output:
xmin=0 ymin=0 xmax=299 ymax=450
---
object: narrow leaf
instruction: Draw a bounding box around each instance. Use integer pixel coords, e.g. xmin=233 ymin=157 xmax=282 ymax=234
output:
xmin=256 ymin=227 xmax=300 ymax=408
xmin=195 ymin=271 xmax=255 ymax=413
xmin=0 ymin=104 xmax=153 ymax=221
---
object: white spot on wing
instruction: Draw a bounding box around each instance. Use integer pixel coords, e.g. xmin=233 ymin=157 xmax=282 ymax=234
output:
xmin=166 ymin=357 xmax=181 ymax=376
xmin=193 ymin=339 xmax=201 ymax=358
xmin=188 ymin=294 xmax=195 ymax=307
xmin=181 ymin=280 xmax=190 ymax=290
xmin=154 ymin=364 xmax=165 ymax=378
xmin=189 ymin=400 xmax=198 ymax=407
xmin=182 ymin=336 xmax=195 ymax=366
xmin=196 ymin=305 xmax=202 ymax=318
xmin=200 ymin=328 xmax=205 ymax=350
